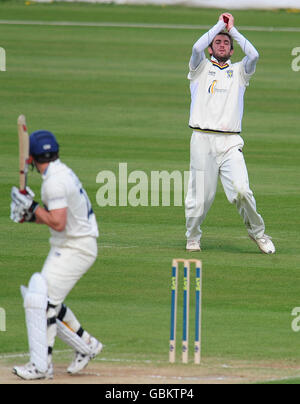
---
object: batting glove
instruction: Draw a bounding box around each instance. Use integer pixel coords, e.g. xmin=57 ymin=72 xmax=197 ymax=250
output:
xmin=10 ymin=200 xmax=26 ymax=223
xmin=10 ymin=186 xmax=39 ymax=223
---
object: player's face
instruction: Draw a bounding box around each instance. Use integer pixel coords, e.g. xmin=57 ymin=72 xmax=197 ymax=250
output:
xmin=209 ymin=35 xmax=234 ymax=63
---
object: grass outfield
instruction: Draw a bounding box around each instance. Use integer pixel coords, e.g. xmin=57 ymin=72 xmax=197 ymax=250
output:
xmin=0 ymin=2 xmax=300 ymax=383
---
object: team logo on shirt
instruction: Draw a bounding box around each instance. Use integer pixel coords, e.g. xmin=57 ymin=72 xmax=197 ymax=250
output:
xmin=227 ymin=70 xmax=234 ymax=79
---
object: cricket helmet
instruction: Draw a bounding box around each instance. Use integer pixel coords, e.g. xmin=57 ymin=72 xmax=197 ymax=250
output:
xmin=29 ymin=130 xmax=59 ymax=163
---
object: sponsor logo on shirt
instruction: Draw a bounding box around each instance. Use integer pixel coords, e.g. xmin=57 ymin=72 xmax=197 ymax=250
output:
xmin=208 ymin=80 xmax=227 ymax=94
xmin=208 ymin=80 xmax=217 ymax=94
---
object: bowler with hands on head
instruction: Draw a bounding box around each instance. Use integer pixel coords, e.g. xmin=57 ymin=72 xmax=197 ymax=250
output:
xmin=185 ymin=13 xmax=275 ymax=255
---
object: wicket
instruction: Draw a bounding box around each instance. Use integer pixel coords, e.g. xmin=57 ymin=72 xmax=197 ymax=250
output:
xmin=169 ymin=259 xmax=203 ymax=364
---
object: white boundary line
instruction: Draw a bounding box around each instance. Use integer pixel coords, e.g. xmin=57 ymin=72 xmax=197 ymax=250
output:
xmin=0 ymin=19 xmax=299 ymax=32
xmin=0 ymin=350 xmax=152 ymax=364
xmin=0 ymin=350 xmax=72 ymax=360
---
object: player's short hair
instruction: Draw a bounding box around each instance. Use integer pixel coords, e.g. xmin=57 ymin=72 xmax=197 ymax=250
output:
xmin=33 ymin=152 xmax=59 ymax=164
xmin=209 ymin=32 xmax=234 ymax=51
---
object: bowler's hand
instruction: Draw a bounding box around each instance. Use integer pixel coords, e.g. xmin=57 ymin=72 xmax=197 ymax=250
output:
xmin=219 ymin=14 xmax=227 ymax=24
xmin=222 ymin=13 xmax=234 ymax=32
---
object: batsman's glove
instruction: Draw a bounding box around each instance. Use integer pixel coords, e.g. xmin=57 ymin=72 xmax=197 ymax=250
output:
xmin=10 ymin=186 xmax=39 ymax=223
xmin=10 ymin=200 xmax=25 ymax=223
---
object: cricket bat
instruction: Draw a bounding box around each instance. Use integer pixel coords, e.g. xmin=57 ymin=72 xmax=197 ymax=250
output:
xmin=17 ymin=115 xmax=29 ymax=194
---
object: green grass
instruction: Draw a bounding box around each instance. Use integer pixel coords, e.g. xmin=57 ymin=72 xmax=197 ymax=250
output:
xmin=260 ymin=378 xmax=300 ymax=384
xmin=0 ymin=2 xmax=300 ymax=381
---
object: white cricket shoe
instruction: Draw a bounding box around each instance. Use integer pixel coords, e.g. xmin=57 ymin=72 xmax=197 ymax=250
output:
xmin=67 ymin=337 xmax=103 ymax=375
xmin=13 ymin=362 xmax=53 ymax=381
xmin=186 ymin=240 xmax=201 ymax=252
xmin=250 ymin=234 xmax=276 ymax=255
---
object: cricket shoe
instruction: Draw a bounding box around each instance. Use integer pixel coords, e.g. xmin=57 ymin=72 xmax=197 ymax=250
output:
xmin=67 ymin=337 xmax=103 ymax=375
xmin=13 ymin=362 xmax=54 ymax=381
xmin=250 ymin=234 xmax=276 ymax=255
xmin=186 ymin=240 xmax=201 ymax=252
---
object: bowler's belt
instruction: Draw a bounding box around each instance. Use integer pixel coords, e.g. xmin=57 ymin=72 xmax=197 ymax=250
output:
xmin=190 ymin=126 xmax=240 ymax=135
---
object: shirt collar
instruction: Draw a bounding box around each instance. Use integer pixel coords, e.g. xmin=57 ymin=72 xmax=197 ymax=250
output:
xmin=211 ymin=56 xmax=232 ymax=67
xmin=42 ymin=159 xmax=60 ymax=180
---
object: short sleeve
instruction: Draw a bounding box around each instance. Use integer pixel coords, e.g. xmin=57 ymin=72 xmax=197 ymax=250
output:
xmin=43 ymin=179 xmax=68 ymax=211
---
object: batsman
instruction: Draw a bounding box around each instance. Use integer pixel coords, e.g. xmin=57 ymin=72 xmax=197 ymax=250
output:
xmin=10 ymin=126 xmax=102 ymax=380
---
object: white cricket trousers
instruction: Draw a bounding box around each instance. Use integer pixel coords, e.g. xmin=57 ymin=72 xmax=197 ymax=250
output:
xmin=185 ymin=132 xmax=265 ymax=242
xmin=41 ymin=237 xmax=98 ymax=306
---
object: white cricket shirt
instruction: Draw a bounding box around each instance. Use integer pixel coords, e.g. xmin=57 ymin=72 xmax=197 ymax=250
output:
xmin=188 ymin=57 xmax=254 ymax=134
xmin=41 ymin=160 xmax=99 ymax=248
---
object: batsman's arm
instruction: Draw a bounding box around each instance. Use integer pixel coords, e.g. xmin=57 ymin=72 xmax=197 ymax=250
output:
xmin=190 ymin=19 xmax=226 ymax=70
xmin=35 ymin=207 xmax=67 ymax=232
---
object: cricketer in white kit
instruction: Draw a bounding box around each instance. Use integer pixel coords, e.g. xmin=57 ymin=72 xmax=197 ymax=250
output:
xmin=10 ymin=130 xmax=102 ymax=380
xmin=185 ymin=13 xmax=275 ymax=255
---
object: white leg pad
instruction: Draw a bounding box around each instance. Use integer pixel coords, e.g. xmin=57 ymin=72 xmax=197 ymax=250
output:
xmin=23 ymin=273 xmax=48 ymax=373
xmin=56 ymin=320 xmax=91 ymax=355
